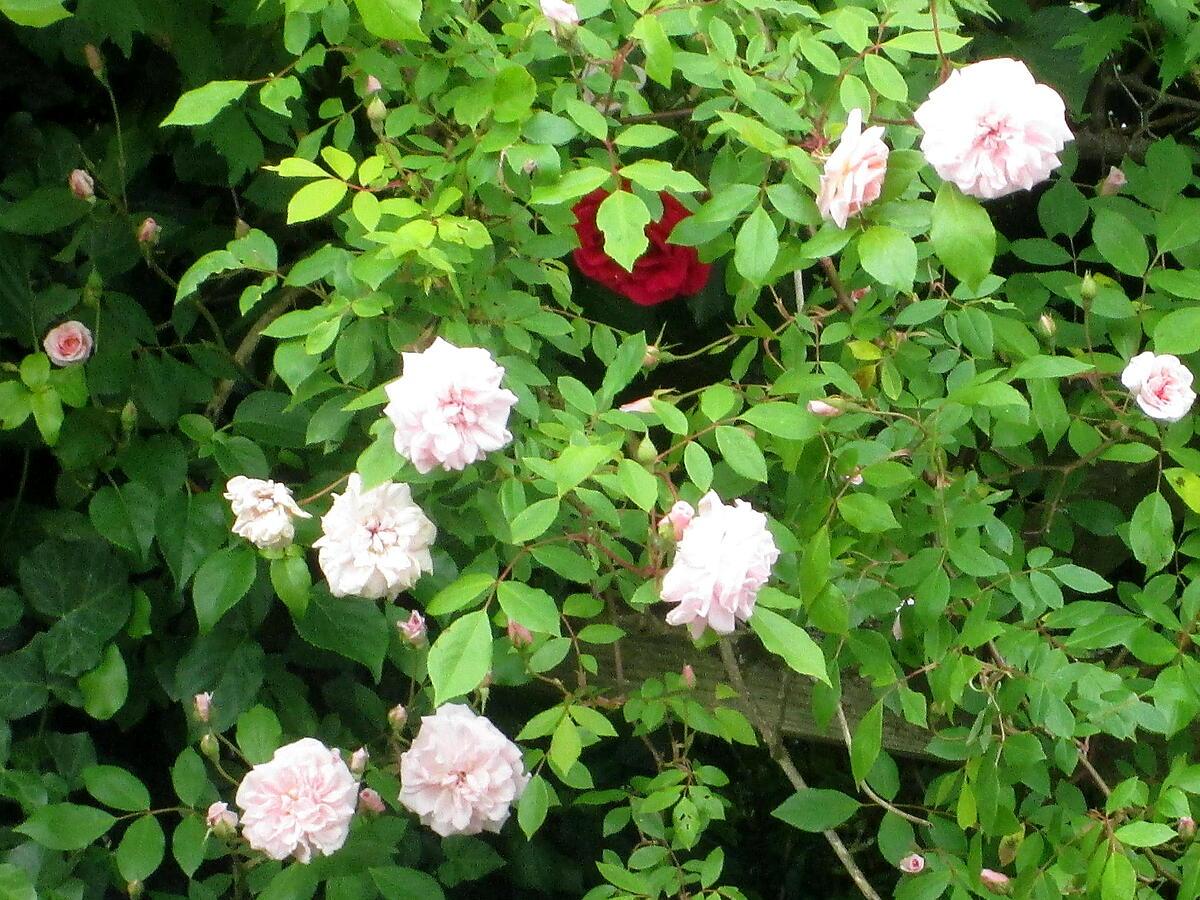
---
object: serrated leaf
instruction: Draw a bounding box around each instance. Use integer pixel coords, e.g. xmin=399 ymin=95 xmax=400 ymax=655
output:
xmin=161 ymin=80 xmax=250 ymax=127
xmin=750 ymin=607 xmax=829 ymax=684
xmin=595 ymin=191 xmax=651 ymax=272
xmin=428 ymin=610 xmax=492 ymax=704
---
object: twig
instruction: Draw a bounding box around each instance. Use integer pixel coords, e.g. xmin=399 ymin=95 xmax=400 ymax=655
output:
xmin=718 ymin=639 xmax=883 ymax=900
xmin=205 ymin=291 xmax=297 ymax=421
xmin=835 ymin=704 xmax=932 ymax=827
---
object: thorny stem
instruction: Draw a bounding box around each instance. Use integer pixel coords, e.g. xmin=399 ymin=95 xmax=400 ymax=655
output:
xmin=718 ymin=639 xmax=883 ymax=900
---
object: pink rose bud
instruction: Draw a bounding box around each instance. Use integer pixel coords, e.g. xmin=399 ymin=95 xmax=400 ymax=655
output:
xmin=69 ymin=169 xmax=95 ymax=201
xmin=507 ymin=619 xmax=534 ymax=648
xmin=980 ymin=869 xmax=1012 ymax=895
xmin=84 ymin=43 xmax=103 ymax=75
xmin=398 ymin=610 xmax=427 ymax=647
xmin=1180 ymin=816 xmax=1196 ymax=840
xmin=681 ymin=664 xmax=696 ymax=689
xmin=619 ymin=396 xmax=655 ymax=414
xmin=1100 ymin=166 xmax=1126 ymax=196
xmin=539 ymin=0 xmax=579 ymax=26
xmin=657 ymin=500 xmax=695 ymax=542
xmin=366 ymin=97 xmax=387 ymax=123
xmin=849 ymin=286 xmax=870 ymax=304
xmin=43 ymin=321 xmax=94 ymax=367
xmin=193 ymin=692 xmax=213 ymax=723
xmin=137 ymin=217 xmax=160 ymax=244
xmin=206 ymin=801 xmax=239 ymax=837
xmin=807 ymin=399 xmax=842 ymax=418
xmin=366 ymin=75 xmax=382 ymax=94
xmin=388 ymin=704 xmax=408 ymax=731
xmin=350 ymin=747 xmax=369 ymax=776
xmin=899 ymin=853 xmax=925 ymax=874
xmin=358 ymin=787 xmax=386 ymax=814
xmin=643 ymin=345 xmax=660 ymax=369
xmin=845 ymin=470 xmax=864 ymax=487
xmin=520 ymin=158 xmax=539 ymax=175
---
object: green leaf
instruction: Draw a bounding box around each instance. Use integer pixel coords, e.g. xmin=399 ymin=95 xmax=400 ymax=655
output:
xmin=715 ymin=426 xmax=768 ymax=482
xmin=617 ymin=459 xmax=658 ymax=511
xmin=428 ymin=610 xmax=493 ymax=704
xmin=510 ymin=497 xmax=560 ymax=544
xmin=749 ymin=607 xmax=829 ymax=684
xmin=426 ymin=572 xmax=496 ymax=616
xmin=858 ymin=225 xmax=916 ymax=289
xmin=270 ymin=554 xmax=312 ymax=620
xmin=615 ymin=124 xmax=677 ymax=148
xmin=295 ymin=588 xmax=389 ymax=680
xmin=354 ymin=0 xmax=425 ymax=41
xmin=734 ymin=205 xmax=779 ymax=286
xmin=0 ymin=863 xmax=36 ymax=900
xmin=287 ymin=179 xmax=349 ymax=224
xmin=1092 ymin=209 xmax=1148 ymax=277
xmin=740 ymin=402 xmax=816 ymax=441
xmin=492 ymin=65 xmax=536 ymax=123
xmin=1101 ymin=851 xmax=1135 ymax=900
xmin=772 ymin=788 xmax=861 ymax=831
xmin=518 ymin=774 xmax=552 ymax=838
xmin=618 ymin=160 xmax=704 ymax=193
xmin=16 ymin=803 xmax=116 ymax=850
xmin=161 ymin=80 xmax=250 ymax=127
xmin=79 ymin=643 xmax=129 ymax=721
xmin=683 ymin=442 xmax=713 ymax=492
xmin=595 ymin=191 xmax=651 ymax=272
xmin=850 ymin=702 xmax=883 ymax=784
xmin=497 ymin=582 xmax=561 ymax=635
xmin=529 ymin=167 xmax=611 ymax=205
xmin=1130 ymin=491 xmax=1174 ymax=575
xmin=1153 ymin=308 xmax=1200 ymax=356
xmin=237 ymin=705 xmax=282 ymax=764
xmin=171 ymin=748 xmax=209 ymax=806
xmin=549 ymin=716 xmax=582 ymax=773
xmin=931 ymin=183 xmax=995 ymax=288
xmin=172 ymin=816 xmax=207 ymax=878
xmin=0 ymin=642 xmax=48 ymax=720
xmin=838 ymin=494 xmax=900 ymax=532
xmin=554 ymin=444 xmax=615 ymax=495
xmin=633 ymin=14 xmax=673 ymax=86
xmin=193 ymin=546 xmax=257 ymax=633
xmin=83 ymin=765 xmax=151 ymax=812
xmin=1009 ymin=355 xmax=1094 ymax=379
xmin=1050 ymin=564 xmax=1111 ymax=593
xmin=370 ymin=867 xmax=445 ymax=900
xmin=116 ymin=815 xmax=165 ymax=883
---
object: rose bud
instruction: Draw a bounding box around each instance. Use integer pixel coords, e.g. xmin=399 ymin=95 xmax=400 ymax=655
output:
xmin=199 ymin=733 xmax=220 ymax=761
xmin=397 ymin=610 xmax=427 ymax=648
xmin=619 ymin=396 xmax=655 ymax=414
xmin=807 ymin=399 xmax=842 ymax=418
xmin=507 ymin=619 xmax=534 ymax=649
xmin=388 ymin=704 xmax=408 ymax=732
xmin=366 ymin=75 xmax=382 ymax=94
xmin=69 ymin=169 xmax=95 ymax=202
xmin=44 ymin=321 xmax=94 ymax=366
xmin=350 ymin=747 xmax=369 ymax=776
xmin=358 ymin=788 xmax=386 ymax=814
xmin=126 ymin=882 xmax=142 ymax=900
xmin=980 ymin=869 xmax=1012 ymax=895
xmin=1180 ymin=816 xmax=1196 ymax=840
xmin=84 ymin=43 xmax=104 ymax=75
xmin=635 ymin=435 xmax=657 ymax=465
xmin=1099 ymin=166 xmax=1126 ymax=196
xmin=206 ymin=801 xmax=239 ymax=838
xmin=539 ymin=0 xmax=579 ymax=30
xmin=367 ymin=97 xmax=387 ymax=123
xmin=899 ymin=853 xmax=925 ymax=875
xmin=234 ymin=218 xmax=251 ymax=239
xmin=193 ymin=691 xmax=213 ymax=723
xmin=1080 ymin=272 xmax=1098 ymax=301
xmin=845 ymin=470 xmax=864 ymax=487
xmin=1037 ymin=313 xmax=1056 ymax=339
xmin=657 ymin=500 xmax=695 ymax=542
xmin=643 ymin=345 xmax=661 ymax=369
xmin=681 ymin=664 xmax=696 ymax=689
xmin=137 ymin=217 xmax=160 ymax=244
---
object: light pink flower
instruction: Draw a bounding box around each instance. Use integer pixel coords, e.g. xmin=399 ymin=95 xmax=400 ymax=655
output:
xmin=137 ymin=217 xmax=160 ymax=244
xmin=206 ymin=801 xmax=238 ymax=833
xmin=193 ymin=692 xmax=213 ymax=723
xmin=43 ymin=321 xmax=93 ymax=366
xmin=383 ymin=338 xmax=518 ymax=474
xmin=223 ymin=476 xmax=311 ymax=551
xmin=69 ymin=169 xmax=94 ymax=201
xmin=1180 ymin=816 xmax=1196 ymax=839
xmin=619 ymin=396 xmax=655 ymax=414
xmin=914 ymin=58 xmax=1073 ymax=199
xmin=657 ymin=500 xmax=695 ymax=541
xmin=358 ymin=788 xmax=386 ymax=814
xmin=816 ymin=108 xmax=889 ymax=229
xmin=349 ymin=747 xmax=369 ymax=776
xmin=660 ymin=491 xmax=780 ymax=639
xmin=313 ymin=475 xmax=436 ymax=600
xmin=540 ymin=0 xmax=579 ymax=26
xmin=235 ymin=738 xmax=358 ymax=863
xmin=366 ymin=75 xmax=382 ymax=94
xmin=399 ymin=704 xmax=529 ymax=837
xmin=1100 ymin=166 xmax=1126 ymax=196
xmin=398 ymin=609 xmax=428 ymax=646
xmin=507 ymin=619 xmax=534 ymax=648
xmin=1121 ymin=351 xmax=1196 ymax=422
xmin=980 ymin=869 xmax=1011 ymax=894
xmin=680 ymin=664 xmax=696 ymax=689
xmin=807 ymin=399 xmax=841 ymax=417
xmin=899 ymin=853 xmax=925 ymax=874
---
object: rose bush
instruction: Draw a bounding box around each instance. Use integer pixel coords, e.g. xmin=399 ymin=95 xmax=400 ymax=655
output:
xmin=6 ymin=0 xmax=1200 ymax=898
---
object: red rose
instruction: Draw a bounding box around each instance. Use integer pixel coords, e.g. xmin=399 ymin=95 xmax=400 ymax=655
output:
xmin=571 ymin=189 xmax=711 ymax=306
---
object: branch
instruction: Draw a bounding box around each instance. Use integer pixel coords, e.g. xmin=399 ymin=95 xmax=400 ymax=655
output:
xmin=205 ymin=290 xmax=298 ymax=421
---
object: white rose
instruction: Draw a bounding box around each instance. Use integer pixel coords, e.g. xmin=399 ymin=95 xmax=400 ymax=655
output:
xmin=223 ymin=476 xmax=311 ymax=550
xmin=1121 ymin=351 xmax=1196 ymax=422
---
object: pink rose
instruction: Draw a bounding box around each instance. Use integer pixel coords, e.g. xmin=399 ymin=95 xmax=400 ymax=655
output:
xmin=193 ymin=692 xmax=213 ymax=723
xmin=205 ymin=801 xmax=238 ymax=836
xmin=398 ymin=609 xmax=428 ymax=647
xmin=383 ymin=338 xmax=519 ymax=474
xmin=69 ymin=169 xmax=95 ymax=201
xmin=914 ymin=58 xmax=1073 ymax=199
xmin=980 ymin=869 xmax=1011 ymax=895
xmin=1180 ymin=816 xmax=1196 ymax=840
xmin=899 ymin=853 xmax=925 ymax=874
xmin=1121 ymin=351 xmax=1196 ymax=422
xmin=816 ymin=108 xmax=889 ymax=229
xmin=507 ymin=619 xmax=534 ymax=648
xmin=235 ymin=737 xmax=358 ymax=863
xmin=358 ymin=788 xmax=386 ymax=814
xmin=399 ymin=704 xmax=529 ymax=837
xmin=223 ymin=476 xmax=310 ymax=551
xmin=657 ymin=500 xmax=695 ymax=542
xmin=43 ymin=321 xmax=93 ymax=366
xmin=660 ymin=491 xmax=780 ymax=639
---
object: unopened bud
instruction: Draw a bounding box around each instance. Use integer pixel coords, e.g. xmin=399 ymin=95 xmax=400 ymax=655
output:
xmin=82 ymin=269 xmax=103 ymax=307
xmin=521 ymin=158 xmax=538 ymax=175
xmin=234 ymin=218 xmax=251 ymax=239
xmin=681 ymin=664 xmax=696 ymax=689
xmin=366 ymin=75 xmax=382 ymax=94
xmin=367 ymin=97 xmax=387 ymax=123
xmin=350 ymin=747 xmax=369 ymax=776
xmin=358 ymin=788 xmax=386 ymax=814
xmin=998 ymin=830 xmax=1022 ymax=866
xmin=388 ymin=704 xmax=408 ymax=731
xmin=84 ymin=44 xmax=104 ymax=76
xmin=137 ymin=217 xmax=160 ymax=245
xmin=1080 ymin=272 xmax=1098 ymax=302
xmin=397 ymin=610 xmax=427 ymax=648
xmin=1180 ymin=816 xmax=1196 ymax=840
xmin=69 ymin=169 xmax=95 ymax=202
xmin=1099 ymin=166 xmax=1126 ymax=197
xmin=980 ymin=870 xmax=1012 ymax=895
xmin=193 ymin=691 xmax=212 ymax=723
xmin=126 ymin=881 xmax=143 ymax=900
xmin=899 ymin=854 xmax=924 ymax=874
xmin=206 ymin=801 xmax=239 ymax=838
xmin=844 ymin=469 xmax=864 ymax=487
xmin=507 ymin=619 xmax=534 ymax=648
xmin=1037 ymin=313 xmax=1056 ymax=339
xmin=120 ymin=401 xmax=138 ymax=436
xmin=657 ymin=500 xmax=695 ymax=542
xmin=635 ymin=434 xmax=657 ymax=465
xmin=642 ymin=345 xmax=660 ymax=369
xmin=807 ymin=399 xmax=842 ymax=418
xmin=199 ymin=733 xmax=219 ymax=761
xmin=619 ymin=396 xmax=654 ymax=414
